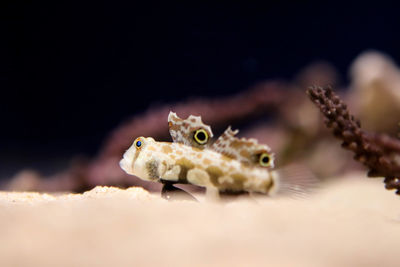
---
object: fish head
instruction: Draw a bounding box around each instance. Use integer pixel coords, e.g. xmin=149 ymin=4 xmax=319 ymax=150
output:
xmin=119 ymin=137 xmax=160 ymax=181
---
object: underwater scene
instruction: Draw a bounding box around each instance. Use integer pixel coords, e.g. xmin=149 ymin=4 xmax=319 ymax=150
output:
xmin=1 ymin=2 xmax=400 ymax=266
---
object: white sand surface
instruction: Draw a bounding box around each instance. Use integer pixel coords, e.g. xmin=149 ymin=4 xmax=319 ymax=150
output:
xmin=0 ymin=173 xmax=399 ymax=267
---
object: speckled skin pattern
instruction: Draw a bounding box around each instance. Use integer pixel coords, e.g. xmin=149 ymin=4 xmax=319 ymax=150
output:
xmin=120 ymin=112 xmax=278 ymax=195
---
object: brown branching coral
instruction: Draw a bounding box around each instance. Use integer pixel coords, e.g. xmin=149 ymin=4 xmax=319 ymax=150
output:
xmin=306 ymin=86 xmax=400 ymax=195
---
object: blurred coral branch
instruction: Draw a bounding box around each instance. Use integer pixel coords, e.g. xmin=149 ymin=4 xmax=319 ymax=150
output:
xmin=100 ymin=81 xmax=287 ymax=159
xmin=306 ymin=86 xmax=400 ymax=195
xmin=7 ymin=81 xmax=292 ymax=193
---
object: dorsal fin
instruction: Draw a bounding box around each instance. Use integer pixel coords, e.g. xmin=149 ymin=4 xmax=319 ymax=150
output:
xmin=168 ymin=112 xmax=213 ymax=148
xmin=211 ymin=126 xmax=275 ymax=167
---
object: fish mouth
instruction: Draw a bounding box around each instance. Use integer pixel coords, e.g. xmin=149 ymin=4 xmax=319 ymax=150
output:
xmin=119 ymin=154 xmax=151 ymax=181
xmin=119 ymin=156 xmax=133 ymax=174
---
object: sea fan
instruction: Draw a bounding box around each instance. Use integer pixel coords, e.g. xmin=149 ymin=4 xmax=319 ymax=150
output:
xmin=306 ymin=86 xmax=400 ymax=195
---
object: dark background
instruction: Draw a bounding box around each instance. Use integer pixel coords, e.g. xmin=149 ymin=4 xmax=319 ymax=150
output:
xmin=1 ymin=2 xmax=399 ymax=176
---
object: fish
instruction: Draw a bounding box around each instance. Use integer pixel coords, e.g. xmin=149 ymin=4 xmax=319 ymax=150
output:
xmin=120 ymin=111 xmax=315 ymax=199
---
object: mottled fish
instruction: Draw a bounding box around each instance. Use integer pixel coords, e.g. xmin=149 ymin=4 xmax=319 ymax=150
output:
xmin=120 ymin=112 xmax=314 ymax=199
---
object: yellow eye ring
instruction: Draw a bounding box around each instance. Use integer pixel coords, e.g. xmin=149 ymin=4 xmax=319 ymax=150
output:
xmin=259 ymin=152 xmax=273 ymax=167
xmin=134 ymin=138 xmax=143 ymax=149
xmin=193 ymin=129 xmax=209 ymax=145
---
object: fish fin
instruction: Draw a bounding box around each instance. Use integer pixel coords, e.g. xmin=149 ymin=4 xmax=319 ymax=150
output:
xmin=211 ymin=126 xmax=275 ymax=166
xmin=168 ymin=111 xmax=213 ymax=148
xmin=205 ymin=186 xmax=221 ymax=202
xmin=273 ymin=164 xmax=319 ymax=198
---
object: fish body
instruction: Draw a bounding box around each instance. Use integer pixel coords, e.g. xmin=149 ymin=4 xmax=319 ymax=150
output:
xmin=120 ymin=112 xmax=311 ymax=197
xmin=120 ymin=137 xmax=278 ymax=194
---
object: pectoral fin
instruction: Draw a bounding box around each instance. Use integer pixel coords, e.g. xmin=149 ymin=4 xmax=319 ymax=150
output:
xmin=272 ymin=164 xmax=319 ymax=198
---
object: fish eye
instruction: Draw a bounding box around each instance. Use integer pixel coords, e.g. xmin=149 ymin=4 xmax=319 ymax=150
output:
xmin=135 ymin=138 xmax=142 ymax=149
xmin=259 ymin=152 xmax=272 ymax=167
xmin=193 ymin=129 xmax=209 ymax=145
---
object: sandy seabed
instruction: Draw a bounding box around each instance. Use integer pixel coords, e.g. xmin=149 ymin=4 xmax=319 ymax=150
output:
xmin=0 ymin=173 xmax=399 ymax=267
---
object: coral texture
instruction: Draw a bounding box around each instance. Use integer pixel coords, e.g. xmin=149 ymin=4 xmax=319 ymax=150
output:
xmin=306 ymin=86 xmax=400 ymax=194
